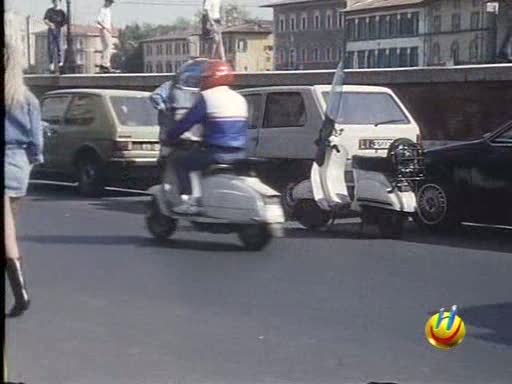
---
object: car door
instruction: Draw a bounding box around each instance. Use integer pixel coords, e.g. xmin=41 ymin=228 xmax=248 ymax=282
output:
xmin=259 ymin=91 xmax=312 ymax=159
xmin=470 ymin=124 xmax=512 ymax=225
xmin=243 ymin=92 xmax=263 ymax=156
xmin=59 ymin=94 xmax=99 ymax=172
xmin=40 ymin=95 xmax=72 ymax=171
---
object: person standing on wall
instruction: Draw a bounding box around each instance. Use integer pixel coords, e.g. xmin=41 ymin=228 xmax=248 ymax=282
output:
xmin=202 ymin=0 xmax=225 ymax=60
xmin=43 ymin=0 xmax=67 ymax=74
xmin=97 ymin=0 xmax=115 ymax=73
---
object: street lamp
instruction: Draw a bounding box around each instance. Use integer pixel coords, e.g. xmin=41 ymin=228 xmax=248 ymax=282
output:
xmin=63 ymin=0 xmax=77 ymax=74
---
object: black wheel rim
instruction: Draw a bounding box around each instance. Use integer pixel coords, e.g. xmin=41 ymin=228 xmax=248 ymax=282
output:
xmin=418 ymin=184 xmax=448 ymax=225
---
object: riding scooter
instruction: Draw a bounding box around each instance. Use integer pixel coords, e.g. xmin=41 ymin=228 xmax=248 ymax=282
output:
xmin=145 ymin=142 xmax=285 ymax=251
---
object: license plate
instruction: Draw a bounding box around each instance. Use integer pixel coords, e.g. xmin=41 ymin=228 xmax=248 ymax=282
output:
xmin=360 ymin=139 xmax=394 ymax=149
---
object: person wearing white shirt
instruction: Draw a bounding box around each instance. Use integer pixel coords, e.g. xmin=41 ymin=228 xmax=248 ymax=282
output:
xmin=97 ymin=0 xmax=114 ymax=72
xmin=202 ymin=0 xmax=225 ymax=60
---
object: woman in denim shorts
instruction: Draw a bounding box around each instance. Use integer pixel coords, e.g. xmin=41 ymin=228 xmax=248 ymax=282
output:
xmin=4 ymin=37 xmax=44 ymax=317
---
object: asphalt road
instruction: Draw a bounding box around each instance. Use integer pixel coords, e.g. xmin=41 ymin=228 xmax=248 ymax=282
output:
xmin=6 ymin=183 xmax=512 ymax=384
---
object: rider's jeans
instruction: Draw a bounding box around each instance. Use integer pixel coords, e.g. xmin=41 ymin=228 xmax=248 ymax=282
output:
xmin=174 ymin=146 xmax=246 ymax=195
xmin=47 ymin=28 xmax=63 ymax=67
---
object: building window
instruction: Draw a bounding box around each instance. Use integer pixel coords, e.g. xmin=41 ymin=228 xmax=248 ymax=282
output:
xmin=279 ymin=49 xmax=286 ymax=66
xmin=433 ymin=15 xmax=442 ymax=33
xmin=357 ymin=17 xmax=367 ymax=40
xmin=389 ymin=14 xmax=398 ymax=37
xmin=399 ymin=13 xmax=409 ymax=35
xmin=399 ymin=48 xmax=409 ymax=67
xmin=469 ymin=39 xmax=479 ymax=62
xmin=156 ymin=62 xmax=163 ymax=73
xmin=450 ymin=41 xmax=460 ymax=64
xmin=326 ymin=47 xmax=332 ymax=62
xmin=368 ymin=16 xmax=377 ymax=39
xmin=367 ymin=50 xmax=376 ymax=68
xmin=301 ymin=47 xmax=307 ymax=62
xmin=453 ymin=0 xmax=461 ymax=9
xmin=470 ymin=12 xmax=480 ymax=29
xmin=289 ymin=48 xmax=297 ymax=68
xmin=76 ymin=38 xmax=84 ymax=49
xmin=237 ymin=39 xmax=248 ymax=53
xmin=314 ymin=11 xmax=321 ymax=30
xmin=378 ymin=16 xmax=389 ymax=38
xmin=166 ymin=43 xmax=172 ymax=55
xmin=357 ymin=50 xmax=366 ymax=69
xmin=338 ymin=10 xmax=344 ymax=29
xmin=301 ymin=13 xmax=308 ymax=30
xmin=410 ymin=47 xmax=419 ymax=67
xmin=313 ymin=47 xmax=320 ymax=62
xmin=411 ymin=12 xmax=419 ymax=35
xmin=472 ymin=0 xmax=480 ymax=7
xmin=452 ymin=14 xmax=461 ymax=32
xmin=377 ymin=48 xmax=387 ymax=68
xmin=389 ymin=48 xmax=398 ymax=67
xmin=183 ymin=42 xmax=188 ymax=54
xmin=146 ymin=45 xmax=153 ymax=56
xmin=345 ymin=51 xmax=354 ymax=69
xmin=76 ymin=51 xmax=84 ymax=64
xmin=338 ymin=47 xmax=344 ymax=61
xmin=347 ymin=19 xmax=356 ymax=40
xmin=290 ymin=14 xmax=297 ymax=31
xmin=157 ymin=44 xmax=163 ymax=55
xmin=432 ymin=42 xmax=441 ymax=64
xmin=326 ymin=10 xmax=333 ymax=29
xmin=146 ymin=62 xmax=153 ymax=72
xmin=175 ymin=42 xmax=181 ymax=55
xmin=278 ymin=15 xmax=285 ymax=32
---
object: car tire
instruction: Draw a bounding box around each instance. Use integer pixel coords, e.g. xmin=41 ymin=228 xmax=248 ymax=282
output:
xmin=238 ymin=224 xmax=272 ymax=251
xmin=145 ymin=198 xmax=177 ymax=241
xmin=294 ymin=199 xmax=331 ymax=230
xmin=416 ymin=182 xmax=460 ymax=232
xmin=281 ymin=181 xmax=301 ymax=220
xmin=76 ymin=155 xmax=106 ymax=197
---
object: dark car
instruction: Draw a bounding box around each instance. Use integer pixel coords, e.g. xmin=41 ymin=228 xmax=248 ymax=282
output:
xmin=416 ymin=120 xmax=512 ymax=230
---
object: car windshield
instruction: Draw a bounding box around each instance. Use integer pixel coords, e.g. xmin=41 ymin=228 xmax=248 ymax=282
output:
xmin=110 ymin=96 xmax=158 ymax=126
xmin=322 ymin=91 xmax=409 ymax=125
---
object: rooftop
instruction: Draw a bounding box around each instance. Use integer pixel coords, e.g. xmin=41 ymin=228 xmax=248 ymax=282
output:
xmin=223 ymin=20 xmax=273 ymax=34
xmin=261 ymin=0 xmax=339 ymax=8
xmin=140 ymin=28 xmax=200 ymax=43
xmin=345 ymin=0 xmax=425 ymax=12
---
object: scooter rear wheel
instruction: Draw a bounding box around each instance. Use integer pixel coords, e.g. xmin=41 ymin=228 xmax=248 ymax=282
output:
xmin=238 ymin=224 xmax=272 ymax=251
xmin=146 ymin=198 xmax=178 ymax=241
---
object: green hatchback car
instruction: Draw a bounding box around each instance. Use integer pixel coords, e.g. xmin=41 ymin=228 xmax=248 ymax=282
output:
xmin=37 ymin=89 xmax=160 ymax=196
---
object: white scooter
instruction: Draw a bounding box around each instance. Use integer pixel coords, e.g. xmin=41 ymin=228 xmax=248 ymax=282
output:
xmin=145 ymin=143 xmax=285 ymax=251
xmin=292 ymin=129 xmax=424 ymax=238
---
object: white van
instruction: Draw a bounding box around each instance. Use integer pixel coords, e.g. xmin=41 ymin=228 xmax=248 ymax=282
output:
xmin=238 ymin=85 xmax=420 ymax=209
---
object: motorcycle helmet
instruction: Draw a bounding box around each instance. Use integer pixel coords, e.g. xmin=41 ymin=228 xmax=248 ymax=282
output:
xmin=200 ymin=60 xmax=235 ymax=91
xmin=176 ymin=58 xmax=209 ymax=90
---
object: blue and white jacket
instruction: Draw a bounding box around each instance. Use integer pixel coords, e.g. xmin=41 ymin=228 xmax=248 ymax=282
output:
xmin=165 ymin=86 xmax=249 ymax=149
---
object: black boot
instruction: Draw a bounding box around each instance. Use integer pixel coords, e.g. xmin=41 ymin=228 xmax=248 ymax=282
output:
xmin=6 ymin=259 xmax=30 ymax=318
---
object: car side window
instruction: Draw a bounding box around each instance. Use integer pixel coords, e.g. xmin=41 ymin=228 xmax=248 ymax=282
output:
xmin=493 ymin=127 xmax=512 ymax=145
xmin=41 ymin=96 xmax=70 ymax=125
xmin=244 ymin=94 xmax=263 ymax=129
xmin=64 ymin=95 xmax=97 ymax=126
xmin=263 ymin=92 xmax=306 ymax=128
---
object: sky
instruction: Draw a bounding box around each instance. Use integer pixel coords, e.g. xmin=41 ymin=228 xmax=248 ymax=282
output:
xmin=5 ymin=0 xmax=273 ymax=27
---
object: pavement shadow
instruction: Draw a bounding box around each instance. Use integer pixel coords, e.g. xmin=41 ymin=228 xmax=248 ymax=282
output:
xmin=89 ymin=199 xmax=148 ymax=215
xmin=460 ymin=302 xmax=512 ymax=346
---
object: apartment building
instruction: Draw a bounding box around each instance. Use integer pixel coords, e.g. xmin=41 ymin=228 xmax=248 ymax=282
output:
xmin=344 ymin=0 xmax=426 ymax=69
xmin=263 ymin=0 xmax=347 ymax=70
xmin=221 ymin=21 xmax=274 ymax=72
xmin=141 ymin=30 xmax=200 ymax=73
xmin=34 ymin=25 xmax=119 ymax=74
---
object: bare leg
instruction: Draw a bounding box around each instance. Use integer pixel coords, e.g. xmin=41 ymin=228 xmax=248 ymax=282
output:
xmin=5 ymin=196 xmax=30 ymax=317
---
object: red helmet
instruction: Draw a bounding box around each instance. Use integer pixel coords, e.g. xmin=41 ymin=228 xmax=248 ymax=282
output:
xmin=200 ymin=60 xmax=235 ymax=91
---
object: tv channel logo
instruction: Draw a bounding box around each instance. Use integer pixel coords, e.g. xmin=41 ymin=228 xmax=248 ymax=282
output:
xmin=425 ymin=305 xmax=466 ymax=350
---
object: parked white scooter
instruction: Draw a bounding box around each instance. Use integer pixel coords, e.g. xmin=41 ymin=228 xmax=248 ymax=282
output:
xmin=292 ymin=130 xmax=424 ymax=238
xmin=145 ymin=143 xmax=285 ymax=251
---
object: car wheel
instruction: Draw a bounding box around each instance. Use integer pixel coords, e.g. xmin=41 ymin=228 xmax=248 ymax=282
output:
xmin=281 ymin=181 xmax=300 ymax=220
xmin=294 ymin=199 xmax=331 ymax=230
xmin=77 ymin=156 xmax=105 ymax=197
xmin=145 ymin=198 xmax=177 ymax=241
xmin=238 ymin=224 xmax=272 ymax=251
xmin=416 ymin=182 xmax=460 ymax=232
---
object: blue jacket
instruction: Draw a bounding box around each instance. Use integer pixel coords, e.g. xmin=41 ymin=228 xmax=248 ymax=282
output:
xmin=5 ymin=91 xmax=44 ymax=164
xmin=165 ymin=86 xmax=248 ymax=149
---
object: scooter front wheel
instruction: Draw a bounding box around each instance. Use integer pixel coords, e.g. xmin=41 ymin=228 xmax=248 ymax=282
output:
xmin=145 ymin=198 xmax=178 ymax=241
xmin=238 ymin=224 xmax=272 ymax=251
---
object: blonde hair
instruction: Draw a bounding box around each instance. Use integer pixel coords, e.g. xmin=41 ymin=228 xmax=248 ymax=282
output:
xmin=4 ymin=18 xmax=28 ymax=110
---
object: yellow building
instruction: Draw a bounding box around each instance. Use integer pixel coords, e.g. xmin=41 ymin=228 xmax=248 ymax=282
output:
xmin=221 ymin=21 xmax=274 ymax=72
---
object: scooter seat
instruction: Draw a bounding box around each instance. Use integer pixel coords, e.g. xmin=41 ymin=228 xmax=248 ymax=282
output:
xmin=204 ymin=164 xmax=235 ymax=176
xmin=352 ymin=155 xmax=392 ymax=174
xmin=203 ymin=157 xmax=266 ymax=176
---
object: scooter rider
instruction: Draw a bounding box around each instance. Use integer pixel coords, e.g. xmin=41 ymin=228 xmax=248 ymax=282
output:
xmin=162 ymin=59 xmax=248 ymax=214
